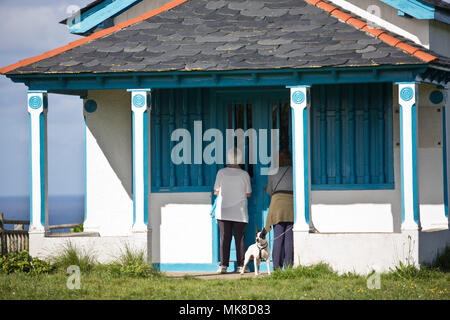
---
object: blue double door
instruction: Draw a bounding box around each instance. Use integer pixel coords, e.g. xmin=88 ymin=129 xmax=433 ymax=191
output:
xmin=213 ymin=88 xmax=291 ymax=268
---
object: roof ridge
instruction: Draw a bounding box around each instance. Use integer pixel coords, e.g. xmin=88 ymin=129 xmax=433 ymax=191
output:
xmin=305 ymin=0 xmax=437 ymax=63
xmin=0 ymin=0 xmax=188 ymax=75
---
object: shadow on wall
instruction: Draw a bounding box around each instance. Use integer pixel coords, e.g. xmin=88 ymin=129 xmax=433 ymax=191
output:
xmin=85 ymin=90 xmax=133 ymax=199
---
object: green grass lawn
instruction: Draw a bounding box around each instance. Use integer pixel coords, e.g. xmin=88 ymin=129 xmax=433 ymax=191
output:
xmin=1 ymin=264 xmax=449 ymax=300
xmin=1 ymin=246 xmax=449 ymax=300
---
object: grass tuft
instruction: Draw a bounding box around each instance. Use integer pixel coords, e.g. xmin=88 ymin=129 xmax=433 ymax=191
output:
xmin=271 ymin=262 xmax=339 ymax=279
xmin=105 ymin=244 xmax=159 ymax=278
xmin=50 ymin=241 xmax=96 ymax=272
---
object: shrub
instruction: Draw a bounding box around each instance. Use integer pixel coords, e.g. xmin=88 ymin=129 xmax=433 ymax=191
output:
xmin=106 ymin=245 xmax=158 ymax=278
xmin=70 ymin=223 xmax=84 ymax=233
xmin=0 ymin=251 xmax=54 ymax=275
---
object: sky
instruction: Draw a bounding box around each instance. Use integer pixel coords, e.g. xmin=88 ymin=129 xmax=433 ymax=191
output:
xmin=0 ymin=0 xmax=93 ymax=197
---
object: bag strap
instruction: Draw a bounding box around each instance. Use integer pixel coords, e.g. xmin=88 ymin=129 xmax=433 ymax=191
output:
xmin=272 ymin=166 xmax=290 ymax=195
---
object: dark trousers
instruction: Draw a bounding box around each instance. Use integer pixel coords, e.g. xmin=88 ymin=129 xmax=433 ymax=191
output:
xmin=272 ymin=222 xmax=294 ymax=269
xmin=218 ymin=220 xmax=247 ymax=267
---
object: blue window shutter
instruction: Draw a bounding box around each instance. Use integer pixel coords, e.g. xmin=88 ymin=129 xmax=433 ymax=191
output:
xmin=310 ymin=83 xmax=394 ymax=190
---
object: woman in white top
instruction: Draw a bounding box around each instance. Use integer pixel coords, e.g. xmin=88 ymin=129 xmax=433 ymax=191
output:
xmin=214 ymin=148 xmax=252 ymax=274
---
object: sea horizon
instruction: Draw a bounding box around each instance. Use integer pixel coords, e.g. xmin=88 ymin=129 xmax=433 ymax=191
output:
xmin=0 ymin=195 xmax=84 ymax=230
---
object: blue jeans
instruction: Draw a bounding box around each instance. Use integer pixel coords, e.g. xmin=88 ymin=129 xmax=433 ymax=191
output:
xmin=272 ymin=222 xmax=294 ymax=269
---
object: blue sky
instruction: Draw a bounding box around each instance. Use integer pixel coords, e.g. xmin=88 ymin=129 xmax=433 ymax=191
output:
xmin=0 ymin=0 xmax=93 ymax=197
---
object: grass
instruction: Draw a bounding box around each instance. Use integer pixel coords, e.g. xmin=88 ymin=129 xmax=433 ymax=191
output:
xmin=0 ymin=263 xmax=449 ymax=300
xmin=0 ymin=265 xmax=448 ymax=300
xmin=0 ymin=246 xmax=449 ymax=300
xmin=49 ymin=241 xmax=96 ymax=273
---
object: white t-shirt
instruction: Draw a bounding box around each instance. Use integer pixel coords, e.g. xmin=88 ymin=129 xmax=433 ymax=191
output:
xmin=214 ymin=167 xmax=252 ymax=223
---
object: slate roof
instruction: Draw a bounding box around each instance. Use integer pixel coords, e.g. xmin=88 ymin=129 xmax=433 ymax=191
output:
xmin=421 ymin=0 xmax=450 ymax=11
xmin=3 ymin=0 xmax=449 ymax=75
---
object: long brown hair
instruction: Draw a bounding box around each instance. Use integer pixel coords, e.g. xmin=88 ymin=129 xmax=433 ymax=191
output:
xmin=279 ymin=149 xmax=292 ymax=167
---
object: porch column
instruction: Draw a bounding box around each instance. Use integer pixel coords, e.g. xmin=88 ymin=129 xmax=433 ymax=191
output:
xmin=129 ymin=89 xmax=151 ymax=233
xmin=27 ymin=91 xmax=48 ymax=233
xmin=288 ymin=85 xmax=310 ymax=232
xmin=398 ymin=82 xmax=420 ymax=231
xmin=445 ymin=84 xmax=450 ymax=225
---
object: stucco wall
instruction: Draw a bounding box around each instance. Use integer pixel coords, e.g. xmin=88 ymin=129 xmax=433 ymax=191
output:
xmin=328 ymin=0 xmax=431 ymax=47
xmin=429 ymin=20 xmax=450 ymax=59
xmin=84 ymin=90 xmax=133 ymax=236
xmin=294 ymin=228 xmax=450 ymax=274
xmin=417 ymin=84 xmax=448 ymax=231
xmin=114 ymin=0 xmax=174 ymax=24
xmin=330 ymin=0 xmax=450 ymax=57
xmin=150 ymin=192 xmax=213 ymax=263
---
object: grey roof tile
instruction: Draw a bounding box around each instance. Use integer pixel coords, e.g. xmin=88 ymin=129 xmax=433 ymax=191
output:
xmin=11 ymin=0 xmax=434 ymax=75
xmin=205 ymin=0 xmax=227 ymax=10
xmin=257 ymin=38 xmax=293 ymax=46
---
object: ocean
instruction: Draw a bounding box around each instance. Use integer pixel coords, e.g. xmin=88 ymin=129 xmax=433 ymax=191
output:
xmin=0 ymin=195 xmax=84 ymax=231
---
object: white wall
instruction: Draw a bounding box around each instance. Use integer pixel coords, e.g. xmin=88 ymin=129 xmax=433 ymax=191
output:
xmin=150 ymin=192 xmax=213 ymax=263
xmin=417 ymin=84 xmax=447 ymax=231
xmin=29 ymin=233 xmax=149 ymax=264
xmin=328 ymin=0 xmax=430 ymax=47
xmin=114 ymin=0 xmax=174 ymax=24
xmin=84 ymin=90 xmax=133 ymax=236
xmin=294 ymin=230 xmax=420 ymax=274
xmin=429 ymin=20 xmax=450 ymax=58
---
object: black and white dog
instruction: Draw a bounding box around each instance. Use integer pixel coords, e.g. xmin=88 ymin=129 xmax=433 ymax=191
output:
xmin=240 ymin=227 xmax=271 ymax=276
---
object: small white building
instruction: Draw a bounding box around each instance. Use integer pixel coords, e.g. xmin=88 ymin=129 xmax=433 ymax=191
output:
xmin=1 ymin=0 xmax=450 ymax=274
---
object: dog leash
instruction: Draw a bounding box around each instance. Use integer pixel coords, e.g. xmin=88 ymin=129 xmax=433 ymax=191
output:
xmin=271 ymin=225 xmax=294 ymax=241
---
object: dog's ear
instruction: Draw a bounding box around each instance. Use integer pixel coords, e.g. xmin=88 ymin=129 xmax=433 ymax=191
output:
xmin=261 ymin=228 xmax=267 ymax=239
xmin=256 ymin=226 xmax=259 ymax=235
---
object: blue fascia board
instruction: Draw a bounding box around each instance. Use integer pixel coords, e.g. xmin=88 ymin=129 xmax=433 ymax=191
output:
xmin=380 ymin=0 xmax=435 ymax=19
xmin=7 ymin=65 xmax=429 ymax=92
xmin=69 ymin=0 xmax=142 ymax=35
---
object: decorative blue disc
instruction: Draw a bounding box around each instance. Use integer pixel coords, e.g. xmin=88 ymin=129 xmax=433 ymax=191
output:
xmin=84 ymin=100 xmax=97 ymax=113
xmin=29 ymin=96 xmax=42 ymax=109
xmin=429 ymin=90 xmax=443 ymax=105
xmin=400 ymin=87 xmax=414 ymax=102
xmin=292 ymin=90 xmax=305 ymax=104
xmin=133 ymin=94 xmax=146 ymax=108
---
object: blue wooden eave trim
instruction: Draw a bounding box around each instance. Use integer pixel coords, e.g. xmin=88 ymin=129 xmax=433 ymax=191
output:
xmin=68 ymin=0 xmax=142 ymax=35
xmin=379 ymin=0 xmax=435 ymax=19
xmin=7 ymin=65 xmax=430 ymax=91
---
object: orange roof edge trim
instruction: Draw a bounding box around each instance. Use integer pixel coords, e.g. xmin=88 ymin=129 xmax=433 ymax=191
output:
xmin=0 ymin=0 xmax=188 ymax=75
xmin=308 ymin=0 xmax=437 ymax=63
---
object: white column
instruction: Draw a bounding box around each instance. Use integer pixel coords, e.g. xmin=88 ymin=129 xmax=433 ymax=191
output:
xmin=445 ymin=84 xmax=450 ymax=226
xmin=288 ymin=85 xmax=310 ymax=232
xmin=398 ymin=82 xmax=420 ymax=231
xmin=129 ymin=89 xmax=151 ymax=233
xmin=27 ymin=91 xmax=48 ymax=234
